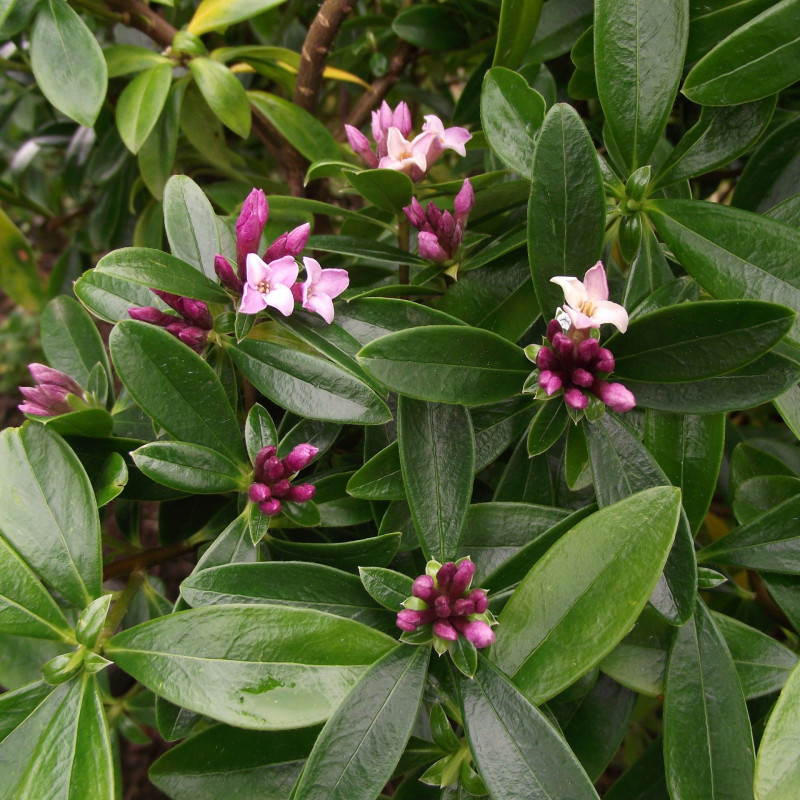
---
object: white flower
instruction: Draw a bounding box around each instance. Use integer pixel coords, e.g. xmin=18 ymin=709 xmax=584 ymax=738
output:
xmin=550 ymin=261 xmax=629 ymax=333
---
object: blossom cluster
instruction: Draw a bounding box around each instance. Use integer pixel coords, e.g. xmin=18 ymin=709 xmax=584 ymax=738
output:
xmin=248 ymin=443 xmax=318 ymax=517
xmin=19 ymin=364 xmax=86 ymax=417
xmin=129 ymin=290 xmax=213 ymax=353
xmin=345 ymin=101 xmax=471 ymax=182
xmin=397 ymin=558 xmax=496 ymax=651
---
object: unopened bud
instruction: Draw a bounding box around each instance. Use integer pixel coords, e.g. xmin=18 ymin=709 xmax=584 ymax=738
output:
xmin=152 ymin=289 xmax=184 ymax=314
xmin=576 ymin=337 xmax=600 ymax=362
xmin=595 ymin=380 xmax=636 ymax=413
xmin=449 ymin=559 xmax=476 ymax=598
xmin=282 ymin=443 xmax=319 ymax=474
xmin=536 ymin=347 xmax=557 ymax=371
xmin=564 ymin=388 xmax=588 ymax=409
xmin=263 ymin=456 xmax=285 ymax=483
xmin=436 ymin=562 xmax=456 ymax=594
xmin=259 ymin=498 xmax=282 ymax=516
xmin=236 ymin=189 xmax=269 ymax=270
xmin=595 ymin=348 xmax=615 ymax=373
xmin=248 ymin=482 xmax=271 ymax=503
xmin=344 ymin=124 xmax=379 ymax=168
xmin=270 ymin=479 xmax=291 ymax=498
xmin=412 ymin=575 xmax=436 ymax=605
xmin=27 ymin=363 xmax=82 ymax=395
xmin=397 ymin=609 xmax=422 ymax=632
xmin=470 ymin=589 xmax=488 ymax=614
xmin=128 ymin=306 xmax=174 ymax=327
xmin=284 ymin=223 xmax=310 ymax=257
xmin=547 ymin=319 xmax=564 ymax=341
xmin=214 ymin=254 xmax=244 ymax=293
xmin=180 ymin=299 xmax=213 ymax=329
xmin=434 ymin=595 xmax=452 ymax=618
xmin=433 ymin=620 xmax=458 ymax=641
xmin=287 ymin=483 xmax=315 ymax=502
xmin=393 ymin=101 xmax=412 ymax=137
xmin=454 ymin=178 xmax=474 ymax=221
xmin=538 ymin=370 xmax=562 ymax=395
xmin=572 ymin=368 xmax=594 ymax=388
xmin=418 ymin=232 xmax=448 ymax=263
xmin=453 ymin=598 xmax=475 ymax=616
xmin=177 ymin=326 xmax=208 ymax=349
xmin=460 ymin=619 xmax=495 ymax=648
xmin=254 ymin=446 xmax=277 ymax=480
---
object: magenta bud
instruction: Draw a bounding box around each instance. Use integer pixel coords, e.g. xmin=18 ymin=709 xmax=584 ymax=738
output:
xmin=418 ymin=232 xmax=449 ymax=263
xmin=536 ymin=346 xmax=557 ymax=371
xmin=254 ymin=445 xmax=278 ymax=479
xmin=345 ymin=124 xmax=379 ymax=168
xmin=393 ymin=101 xmax=412 ymax=137
xmin=436 ymin=562 xmax=456 ymax=593
xmin=538 ymin=370 xmax=562 ymax=395
xmin=378 ymin=100 xmax=393 ymax=133
xmin=180 ymin=299 xmax=213 ymax=329
xmin=259 ymin=498 xmax=282 ymax=516
xmin=454 ymin=178 xmax=474 ymax=221
xmin=282 ymin=443 xmax=319 ymax=474
xmin=263 ymin=457 xmax=285 ymax=483
xmin=166 ymin=321 xmax=189 ymax=336
xmin=270 ymin=479 xmax=291 ymax=498
xmin=397 ymin=609 xmax=422 ymax=632
xmin=403 ymin=197 xmax=427 ymax=230
xmin=572 ymin=368 xmax=595 ymax=388
xmin=576 ymin=337 xmax=600 ymax=362
xmin=287 ymin=483 xmax=316 ymax=503
xmin=426 ymin=202 xmax=442 ymax=228
xmin=285 ymin=223 xmax=311 ymax=256
xmin=547 ymin=319 xmax=564 ymax=342
xmin=434 ymin=595 xmax=451 ymax=618
xmin=236 ymin=189 xmax=268 ymax=269
xmin=461 ymin=619 xmax=495 ymax=649
xmin=433 ymin=620 xmax=458 ymax=642
xmin=128 ymin=306 xmax=173 ymax=327
xmin=453 ymin=598 xmax=475 ymax=616
xmin=18 ymin=401 xmax=52 ymax=417
xmin=27 ymin=363 xmax=82 ymax=395
xmin=152 ymin=289 xmax=184 ymax=313
xmin=438 ymin=211 xmax=455 ymax=241
xmin=595 ymin=348 xmax=615 ymax=373
xmin=263 ymin=232 xmax=288 ymax=262
xmin=412 ymin=575 xmax=436 ymax=605
xmin=248 ymin=482 xmax=271 ymax=503
xmin=595 ymin=380 xmax=636 ymax=413
xmin=552 ymin=333 xmax=573 ymax=359
xmin=449 ymin=559 xmax=476 ymax=598
xmin=470 ymin=589 xmax=488 ymax=614
xmin=565 ymin=387 xmax=589 ymax=409
xmin=177 ymin=326 xmax=208 ymax=349
xmin=214 ymin=254 xmax=244 ymax=293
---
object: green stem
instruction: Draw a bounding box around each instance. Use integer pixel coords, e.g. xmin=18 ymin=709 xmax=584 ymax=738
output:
xmin=397 ymin=214 xmax=410 ymax=286
xmin=97 ymin=570 xmax=145 ymax=648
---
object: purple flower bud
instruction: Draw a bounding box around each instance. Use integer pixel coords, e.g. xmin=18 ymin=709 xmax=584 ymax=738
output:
xmin=538 ymin=370 xmax=562 ymax=395
xmin=18 ymin=401 xmax=52 ymax=417
xmin=449 ymin=559 xmax=476 ymax=599
xmin=285 ymin=223 xmax=310 ymax=256
xmin=177 ymin=326 xmax=208 ymax=350
xmin=27 ymin=364 xmax=83 ymax=395
xmin=433 ymin=620 xmax=458 ymax=641
xmin=536 ymin=346 xmax=557 ymax=371
xmin=165 ymin=321 xmax=189 ymax=337
xmin=572 ymin=368 xmax=594 ymax=388
xmin=397 ymin=609 xmax=422 ymax=632
xmin=457 ymin=619 xmax=495 ymax=649
xmin=254 ymin=445 xmax=277 ymax=480
xmin=595 ymin=348 xmax=615 ymax=373
xmin=438 ymin=211 xmax=455 ymax=241
xmin=453 ymin=598 xmax=475 ymax=616
xmin=470 ymin=589 xmax=488 ymax=614
xmin=282 ymin=443 xmax=319 ymax=474
xmin=594 ymin=380 xmax=636 ymax=413
xmin=263 ymin=232 xmax=288 ymax=262
xmin=426 ymin=202 xmax=442 ymax=228
xmin=262 ymin=456 xmax=285 ymax=483
xmin=454 ymin=179 xmax=474 ymax=222
xmin=180 ymin=299 xmax=213 ymax=329
xmin=152 ymin=289 xmax=184 ymax=314
xmin=378 ymin=101 xmax=393 ymax=134
xmin=393 ymin=102 xmax=412 ymax=137
xmin=236 ymin=189 xmax=269 ymax=271
xmin=547 ymin=319 xmax=564 ymax=342
xmin=287 ymin=483 xmax=316 ymax=503
xmin=259 ymin=498 xmax=282 ymax=516
xmin=345 ymin=124 xmax=379 ymax=168
xmin=564 ymin=388 xmax=588 ymax=409
xmin=412 ymin=575 xmax=436 ymax=605
xmin=249 ymin=482 xmax=271 ymax=503
xmin=270 ymin=479 xmax=291 ymax=498
xmin=128 ymin=306 xmax=174 ymax=327
xmin=418 ymin=232 xmax=449 ymax=263
xmin=215 ymin=254 xmax=244 ymax=293
xmin=19 ymin=386 xmax=71 ymax=416
xmin=403 ymin=197 xmax=428 ymax=230
xmin=434 ymin=595 xmax=451 ymax=618
xmin=436 ymin=562 xmax=456 ymax=594
xmin=576 ymin=337 xmax=600 ymax=363
xmin=552 ymin=332 xmax=573 ymax=359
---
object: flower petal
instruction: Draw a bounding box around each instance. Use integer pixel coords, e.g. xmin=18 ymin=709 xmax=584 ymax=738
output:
xmin=550 ymin=276 xmax=588 ymax=309
xmin=591 ymin=300 xmax=629 ymax=332
xmin=583 ymin=261 xmax=609 ymax=302
xmin=264 ymin=283 xmax=296 ymax=316
xmin=315 ymin=268 xmax=349 ymax=299
xmin=239 ymin=283 xmax=267 ymax=314
xmin=302 ymin=256 xmax=323 ymax=286
xmin=268 ymin=255 xmax=300 ymax=288
xmin=245 ymin=252 xmax=269 ymax=285
xmin=442 ymin=127 xmax=472 ymax=156
xmin=564 ymin=305 xmax=597 ymax=330
xmin=304 ymin=292 xmax=335 ymax=324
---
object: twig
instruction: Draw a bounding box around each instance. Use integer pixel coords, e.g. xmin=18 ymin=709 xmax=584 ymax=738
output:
xmin=102 ymin=539 xmax=198 ymax=580
xmin=105 ymin=0 xmax=176 ymax=48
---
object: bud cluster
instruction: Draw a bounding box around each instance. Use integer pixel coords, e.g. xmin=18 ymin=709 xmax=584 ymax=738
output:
xmin=397 ymin=558 xmax=496 ymax=650
xmin=535 ymin=319 xmax=636 ymax=413
xmin=248 ymin=443 xmax=318 ymax=517
xmin=403 ymin=179 xmax=474 ymax=264
xmin=129 ymin=290 xmax=213 ymax=353
xmin=19 ymin=364 xmax=86 ymax=417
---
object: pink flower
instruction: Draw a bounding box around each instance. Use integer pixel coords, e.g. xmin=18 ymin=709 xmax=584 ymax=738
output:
xmin=550 ymin=262 xmax=629 ymax=333
xmin=378 ymin=128 xmax=436 ymax=182
xmin=371 ymin=100 xmax=412 ymax=158
xmin=421 ymin=115 xmax=472 ymax=160
xmin=239 ymin=254 xmax=299 ymax=316
xmin=292 ymin=257 xmax=349 ymax=324
xmin=19 ymin=364 xmax=85 ymax=417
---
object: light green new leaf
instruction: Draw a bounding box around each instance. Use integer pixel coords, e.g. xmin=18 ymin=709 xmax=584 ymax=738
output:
xmin=116 ymin=62 xmax=173 ymax=154
xmin=190 ymin=57 xmax=251 ymax=138
xmin=187 ymin=0 xmax=290 ymax=35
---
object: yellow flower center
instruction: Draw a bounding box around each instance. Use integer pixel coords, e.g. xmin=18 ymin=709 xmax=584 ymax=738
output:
xmin=257 ymin=279 xmax=271 ymax=294
xmin=579 ymin=299 xmax=596 ymax=316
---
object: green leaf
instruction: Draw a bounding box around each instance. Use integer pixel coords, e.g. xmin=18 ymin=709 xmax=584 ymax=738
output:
xmin=0 ymin=207 xmax=44 ymax=312
xmin=267 ymin=533 xmax=402 ymax=573
xmin=190 ymin=57 xmax=250 ymax=138
xmin=392 ymin=5 xmax=469 ymax=50
xmin=647 ymin=199 xmax=800 ymax=345
xmin=229 ymin=338 xmax=391 ymax=425
xmin=623 ymin=225 xmax=674 ymax=310
xmin=0 ymin=681 xmax=53 ymax=744
xmin=116 ymin=62 xmax=172 ymax=154
xmin=150 ymin=724 xmax=319 ymax=799
xmin=480 ymin=67 xmax=545 ymax=176
xmin=495 ymin=438 xmax=553 ymax=506
xmin=528 ymin=103 xmax=605 ymax=317
xmin=103 ymin=43 xmax=172 ymax=78
xmin=358 ymin=326 xmax=530 ymax=406
xmin=347 ymin=441 xmax=405 ymax=501
xmin=110 ymin=321 xmax=245 ymax=463
xmin=293 ymin=646 xmax=428 ymax=800
xmin=663 ymin=599 xmax=754 ymax=800
xmin=74 ymin=270 xmax=167 ymax=323
xmin=94 ymin=247 xmax=229 ymax=303
xmin=248 ymin=91 xmax=341 ymax=163
xmin=603 ymin=736 xmax=668 ymax=800
xmin=683 ymin=0 xmax=800 ymax=105
xmin=697 ymin=493 xmax=800 ymax=573
xmin=494 ymin=0 xmax=544 ymax=68
xmin=733 ymin=475 xmax=800 ymax=523
xmin=41 ymin=295 xmax=112 ymax=391
xmin=460 ymin=656 xmax=600 ymax=800
xmin=0 ymin=425 xmax=101 ymax=608
xmin=527 ymin=0 xmax=593 ymax=62
xmin=163 ymin=175 xmax=222 ymax=280
xmin=187 ymin=0 xmax=290 ymax=35
xmin=595 ymin=0 xmax=688 ymax=170
xmin=397 ymin=398 xmax=475 ymax=561
xmin=754 ymin=659 xmax=800 ymax=799
xmin=0 ymin=535 xmax=73 ymax=641
xmin=644 ymin=411 xmax=724 ymax=533
xmin=347 ymin=169 xmax=413 ymax=215
xmin=491 ymin=486 xmax=681 ymax=703
xmin=106 ymin=604 xmax=396 ymax=730
xmin=30 ymin=0 xmax=107 ymax=127
xmin=307 ymin=234 xmax=425 ymax=267
xmin=181 ymin=562 xmax=392 ymax=631
xmin=472 ymin=396 xmax=536 ymax=470
xmin=358 ymin=567 xmax=414 ymax=612
xmin=654 ymin=98 xmax=776 ymax=189
xmin=244 ymin=403 xmax=276 ymax=462
xmin=140 ymin=80 xmax=185 ymax=201
xmin=133 ymin=442 xmax=247 ymax=493
xmin=527 ymin=398 xmax=569 ymax=457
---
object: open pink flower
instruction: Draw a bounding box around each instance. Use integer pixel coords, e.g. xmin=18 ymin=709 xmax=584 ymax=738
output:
xmin=292 ymin=257 xmax=349 ymax=324
xmin=421 ymin=115 xmax=472 ymax=160
xmin=239 ymin=254 xmax=298 ymax=316
xmin=378 ymin=128 xmax=435 ymax=182
xmin=550 ymin=262 xmax=629 ymax=333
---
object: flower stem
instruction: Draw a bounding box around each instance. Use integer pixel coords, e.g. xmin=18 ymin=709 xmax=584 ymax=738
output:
xmin=97 ymin=570 xmax=146 ymax=648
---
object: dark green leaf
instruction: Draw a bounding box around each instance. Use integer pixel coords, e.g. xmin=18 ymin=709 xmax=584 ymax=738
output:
xmin=527 ymin=0 xmax=593 ymax=62
xmin=140 ymin=80 xmax=185 ymax=201
xmin=307 ymin=234 xmax=425 ymax=267
xmin=190 ymin=57 xmax=251 ymax=138
xmin=472 ymin=396 xmax=536 ymax=470
xmin=347 ymin=169 xmax=413 ymax=215
xmin=733 ymin=475 xmax=800 ymax=524
xmin=527 ymin=398 xmax=569 ymax=457
xmin=603 ymin=736 xmax=668 ymax=800
xmin=116 ymin=62 xmax=172 ymax=154
xmin=494 ymin=0 xmax=544 ymax=68
xmin=245 ymin=403 xmax=277 ymax=462
xmin=347 ymin=442 xmax=405 ymax=501
xmin=133 ymin=442 xmax=248 ymax=493
xmin=0 ymin=681 xmax=53 ymax=745
xmin=74 ymin=270 xmax=168 ymax=324
xmin=622 ymin=226 xmax=674 ymax=310
xmin=0 ymin=208 xmax=44 ymax=312
xmin=268 ymin=533 xmax=402 ymax=572
xmin=358 ymin=567 xmax=413 ymax=611
xmin=392 ymin=5 xmax=469 ymax=50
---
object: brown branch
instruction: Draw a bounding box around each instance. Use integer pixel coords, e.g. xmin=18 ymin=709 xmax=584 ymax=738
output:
xmin=103 ymin=539 xmax=198 ymax=581
xmin=105 ymin=0 xmax=176 ymax=48
xmin=294 ymin=0 xmax=353 ymax=113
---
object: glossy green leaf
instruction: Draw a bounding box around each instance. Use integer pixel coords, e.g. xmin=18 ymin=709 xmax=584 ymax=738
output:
xmin=190 ymin=57 xmax=251 ymax=138
xmin=267 ymin=533 xmax=402 ymax=573
xmin=683 ymin=0 xmax=800 ymax=105
xmin=163 ymin=174 xmax=221 ymax=280
xmin=647 ymin=199 xmax=800 ymax=345
xmin=0 ymin=681 xmax=53 ymax=744
xmin=103 ymin=43 xmax=172 ymax=78
xmin=595 ymin=0 xmax=688 ymax=170
xmin=460 ymin=656 xmax=600 ymax=800
xmin=133 ymin=442 xmax=247 ymax=493
xmin=0 ymin=535 xmax=72 ymax=641
xmin=74 ymin=270 xmax=167 ymax=323
xmin=140 ymin=80 xmax=185 ymax=201
xmin=0 ymin=207 xmax=44 ymax=312
xmin=494 ymin=0 xmax=544 ymax=67
xmin=230 ymin=338 xmax=391 ymax=425
xmin=307 ymin=234 xmax=425 ymax=267
xmin=397 ymin=398 xmax=475 ymax=561
xmin=150 ymin=724 xmax=318 ymax=799
xmin=0 ymin=424 xmax=101 ymax=608
xmin=110 ymin=321 xmax=245 ymax=462
xmin=358 ymin=326 xmax=529 ymax=406
xmin=94 ymin=247 xmax=229 ymax=303
xmin=663 ymin=599 xmax=754 ymax=800
xmin=733 ymin=475 xmax=800 ymax=523
xmin=106 ymin=604 xmax=396 ymax=729
xmin=622 ymin=225 xmax=674 ymax=310
xmin=347 ymin=442 xmax=405 ymax=501
xmin=392 ymin=5 xmax=469 ymax=49
xmin=492 ymin=486 xmax=681 ymax=703
xmin=754 ymin=659 xmax=800 ymax=799
xmin=293 ymin=646 xmax=428 ymax=800
xmin=188 ymin=0 xmax=290 ymax=35
xmin=480 ymin=67 xmax=545 ymax=176
xmin=603 ymin=736 xmax=669 ymax=800
xmin=654 ymin=98 xmax=776 ymax=189
xmin=358 ymin=567 xmax=414 ymax=611
xmin=644 ymin=410 xmax=724 ymax=533
xmin=471 ymin=396 xmax=535 ymax=471
xmin=116 ymin=62 xmax=173 ymax=154
xmin=244 ymin=403 xmax=277 ymax=462
xmin=686 ymin=0 xmax=776 ymax=63
xmin=30 ymin=0 xmax=107 ymax=127
xmin=528 ymin=103 xmax=605 ymax=317
xmin=347 ymin=169 xmax=413 ymax=215
xmin=495 ymin=438 xmax=553 ymax=506
xmin=526 ymin=398 xmax=568 ymax=457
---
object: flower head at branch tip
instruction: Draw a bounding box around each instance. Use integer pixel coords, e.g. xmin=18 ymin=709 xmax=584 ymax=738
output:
xmin=128 ymin=289 xmax=214 ymax=353
xmin=379 ymin=127 xmax=433 ymax=182
xmin=397 ymin=558 xmax=497 ymax=651
xmin=239 ymin=254 xmax=299 ymax=316
xmin=290 ymin=257 xmax=349 ymax=324
xmin=550 ymin=261 xmax=629 ymax=334
xmin=404 ymin=179 xmax=473 ymax=264
xmin=18 ymin=364 xmax=86 ymax=417
xmin=249 ymin=443 xmax=319 ymax=517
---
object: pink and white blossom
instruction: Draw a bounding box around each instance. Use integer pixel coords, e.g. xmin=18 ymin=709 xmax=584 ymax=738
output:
xmin=421 ymin=115 xmax=472 ymax=160
xmin=378 ymin=127 xmax=435 ymax=181
xmin=550 ymin=261 xmax=629 ymax=333
xmin=292 ymin=257 xmax=349 ymax=324
xmin=239 ymin=254 xmax=299 ymax=316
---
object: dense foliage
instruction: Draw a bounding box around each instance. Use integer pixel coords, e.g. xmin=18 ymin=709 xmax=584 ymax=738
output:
xmin=2 ymin=0 xmax=800 ymax=798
